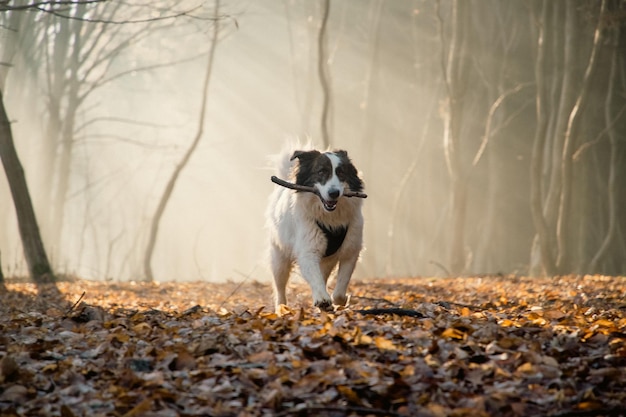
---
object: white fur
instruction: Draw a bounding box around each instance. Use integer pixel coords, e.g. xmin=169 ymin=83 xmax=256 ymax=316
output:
xmin=316 ymin=153 xmax=344 ymax=202
xmin=266 ymin=147 xmax=364 ymax=311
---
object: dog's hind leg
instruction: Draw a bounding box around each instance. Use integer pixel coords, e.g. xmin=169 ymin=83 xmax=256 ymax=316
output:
xmin=271 ymin=245 xmax=291 ymax=310
xmin=321 ymin=260 xmax=337 ymax=284
xmin=332 ymin=255 xmax=358 ymax=306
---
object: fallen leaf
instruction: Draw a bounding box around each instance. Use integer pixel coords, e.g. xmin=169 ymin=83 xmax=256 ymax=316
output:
xmin=441 ymin=327 xmax=466 ymax=340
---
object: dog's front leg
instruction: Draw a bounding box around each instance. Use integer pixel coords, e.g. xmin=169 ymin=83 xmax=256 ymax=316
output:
xmin=298 ymin=255 xmax=333 ymax=311
xmin=332 ymin=254 xmax=358 ymax=306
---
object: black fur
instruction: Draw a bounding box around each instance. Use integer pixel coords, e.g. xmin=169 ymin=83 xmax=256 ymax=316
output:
xmin=291 ymin=149 xmax=363 ymax=192
xmin=316 ymin=221 xmax=348 ymax=257
xmin=291 ymin=150 xmax=331 ymax=187
xmin=334 ymin=150 xmax=363 ymax=193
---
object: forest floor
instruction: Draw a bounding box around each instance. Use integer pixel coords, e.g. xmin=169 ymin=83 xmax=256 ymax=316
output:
xmin=0 ymin=275 xmax=625 ymax=417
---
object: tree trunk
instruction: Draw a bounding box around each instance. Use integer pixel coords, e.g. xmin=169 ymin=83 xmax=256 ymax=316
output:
xmin=538 ymin=2 xmax=573 ymax=265
xmin=47 ymin=3 xmax=86 ymax=255
xmin=555 ymin=0 xmax=606 ymax=270
xmin=449 ymin=180 xmax=468 ymax=274
xmin=41 ymin=10 xmax=72 ymax=244
xmin=589 ymin=25 xmax=618 ymax=272
xmin=529 ymin=0 xmax=557 ymax=276
xmin=0 ymin=91 xmax=54 ymax=283
xmin=438 ymin=0 xmax=469 ymax=275
xmin=143 ymin=1 xmax=221 ymax=281
xmin=317 ymin=0 xmax=332 ymax=148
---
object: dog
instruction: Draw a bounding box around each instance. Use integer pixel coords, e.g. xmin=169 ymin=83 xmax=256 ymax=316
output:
xmin=266 ymin=146 xmax=365 ymax=311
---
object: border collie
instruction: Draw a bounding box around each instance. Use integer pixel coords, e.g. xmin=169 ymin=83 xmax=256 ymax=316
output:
xmin=266 ymin=146 xmax=365 ymax=311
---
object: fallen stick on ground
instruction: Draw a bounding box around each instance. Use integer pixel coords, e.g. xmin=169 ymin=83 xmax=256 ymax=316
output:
xmin=354 ymin=308 xmax=424 ymax=318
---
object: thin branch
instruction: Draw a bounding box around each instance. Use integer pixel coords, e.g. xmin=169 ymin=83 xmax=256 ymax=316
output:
xmin=354 ymin=308 xmax=424 ymax=318
xmin=351 ymin=295 xmax=398 ymax=307
xmin=429 ymin=260 xmax=451 ymax=276
xmin=73 ymin=134 xmax=177 ymax=150
xmin=77 ymin=22 xmax=176 ymax=102
xmin=472 ymin=82 xmax=533 ymax=166
xmin=36 ymin=4 xmax=215 ymax=25
xmin=83 ymin=51 xmax=209 ymax=97
xmin=143 ymin=0 xmax=222 ymax=282
xmin=277 ymin=405 xmax=405 ymax=417
xmin=74 ymin=116 xmax=182 ymax=134
xmin=0 ymin=0 xmax=103 ymax=12
xmin=572 ymin=104 xmax=626 ymax=160
xmin=218 ymin=276 xmax=250 ymax=311
xmin=65 ymin=291 xmax=86 ymax=316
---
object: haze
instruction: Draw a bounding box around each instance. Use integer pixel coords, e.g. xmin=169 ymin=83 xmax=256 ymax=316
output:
xmin=1 ymin=0 xmax=624 ymax=282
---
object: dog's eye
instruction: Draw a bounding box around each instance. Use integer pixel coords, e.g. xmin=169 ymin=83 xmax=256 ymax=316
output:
xmin=336 ymin=166 xmax=344 ymax=176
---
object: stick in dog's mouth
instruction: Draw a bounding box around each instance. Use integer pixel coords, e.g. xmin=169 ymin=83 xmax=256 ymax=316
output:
xmin=270 ymin=176 xmax=368 ymax=199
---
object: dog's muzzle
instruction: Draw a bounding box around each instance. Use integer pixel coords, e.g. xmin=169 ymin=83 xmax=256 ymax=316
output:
xmin=321 ymin=188 xmax=341 ymax=211
xmin=322 ymin=198 xmax=338 ymax=212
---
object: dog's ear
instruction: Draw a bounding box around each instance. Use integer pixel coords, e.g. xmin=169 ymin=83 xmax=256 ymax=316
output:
xmin=290 ymin=150 xmax=305 ymax=161
xmin=335 ymin=150 xmax=349 ymax=159
xmin=290 ymin=150 xmax=320 ymax=161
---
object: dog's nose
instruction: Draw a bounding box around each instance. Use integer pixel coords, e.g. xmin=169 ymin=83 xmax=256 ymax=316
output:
xmin=328 ymin=188 xmax=340 ymax=199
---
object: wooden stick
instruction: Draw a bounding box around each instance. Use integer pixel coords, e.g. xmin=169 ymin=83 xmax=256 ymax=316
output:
xmin=271 ymin=176 xmax=320 ymax=195
xmin=271 ymin=176 xmax=367 ymax=198
xmin=354 ymin=308 xmax=424 ymax=318
xmin=65 ymin=291 xmax=86 ymax=316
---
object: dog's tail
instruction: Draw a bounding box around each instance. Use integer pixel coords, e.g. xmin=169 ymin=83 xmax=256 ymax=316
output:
xmin=275 ymin=147 xmax=294 ymax=180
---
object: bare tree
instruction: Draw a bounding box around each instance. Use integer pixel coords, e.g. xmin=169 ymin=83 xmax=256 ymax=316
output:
xmin=555 ymin=0 xmax=606 ymax=270
xmin=530 ymin=0 xmax=608 ymax=275
xmin=0 ymin=4 xmax=54 ymax=284
xmin=143 ymin=1 xmax=223 ymax=282
xmin=37 ymin=1 xmax=202 ymax=256
xmin=529 ymin=0 xmax=557 ymax=276
xmin=0 ymin=91 xmax=54 ymax=283
xmin=1 ymin=1 xmax=213 ymax=282
xmin=437 ymin=0 xmax=470 ymax=275
xmin=589 ymin=23 xmax=620 ymax=272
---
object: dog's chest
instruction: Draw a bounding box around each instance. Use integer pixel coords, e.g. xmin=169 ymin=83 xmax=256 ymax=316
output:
xmin=316 ymin=221 xmax=348 ymax=257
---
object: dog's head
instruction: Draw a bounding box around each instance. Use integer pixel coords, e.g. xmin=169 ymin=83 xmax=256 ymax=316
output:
xmin=291 ymin=149 xmax=363 ymax=212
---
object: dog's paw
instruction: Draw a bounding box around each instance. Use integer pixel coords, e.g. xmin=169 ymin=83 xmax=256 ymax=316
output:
xmin=314 ymin=299 xmax=334 ymax=312
xmin=275 ymin=304 xmax=293 ymax=316
xmin=332 ymin=293 xmax=349 ymax=307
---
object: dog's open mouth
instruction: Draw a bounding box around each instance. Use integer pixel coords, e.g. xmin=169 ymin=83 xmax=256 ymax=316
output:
xmin=321 ymin=198 xmax=338 ymax=212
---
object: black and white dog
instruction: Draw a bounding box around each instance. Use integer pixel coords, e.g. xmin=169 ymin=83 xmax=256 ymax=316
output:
xmin=266 ymin=147 xmax=365 ymax=311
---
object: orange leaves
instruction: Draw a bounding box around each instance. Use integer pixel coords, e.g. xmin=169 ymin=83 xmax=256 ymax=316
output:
xmin=441 ymin=327 xmax=466 ymax=341
xmin=374 ymin=336 xmax=397 ymax=350
xmin=1 ymin=275 xmax=625 ymax=416
xmin=336 ymin=384 xmax=362 ymax=404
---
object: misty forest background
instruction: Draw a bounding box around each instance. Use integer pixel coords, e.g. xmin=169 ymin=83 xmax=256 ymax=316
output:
xmin=0 ymin=0 xmax=625 ymax=284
